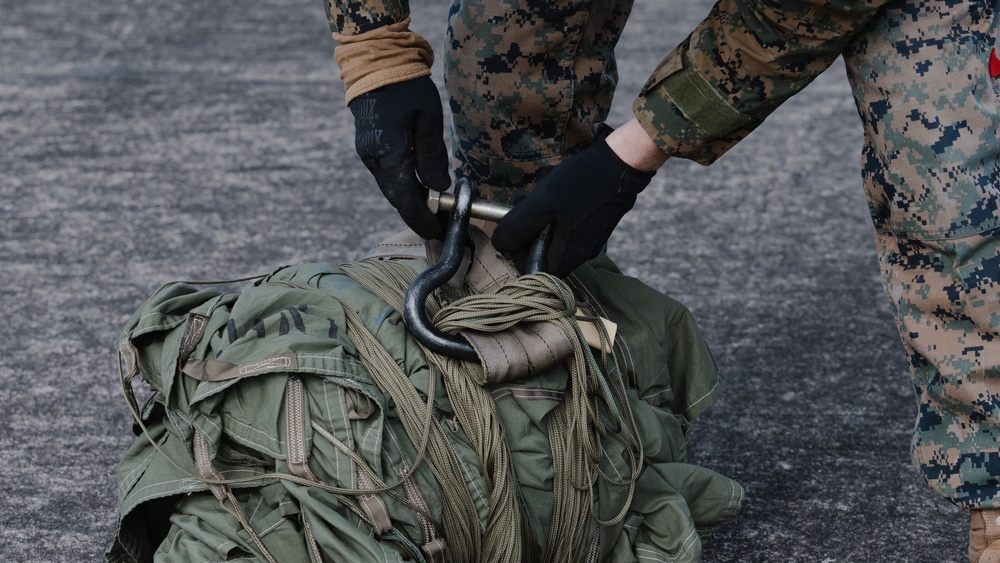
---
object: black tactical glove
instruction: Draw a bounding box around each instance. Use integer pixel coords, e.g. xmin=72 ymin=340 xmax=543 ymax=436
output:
xmin=491 ymin=138 xmax=654 ymax=277
xmin=348 ymin=76 xmax=450 ymax=240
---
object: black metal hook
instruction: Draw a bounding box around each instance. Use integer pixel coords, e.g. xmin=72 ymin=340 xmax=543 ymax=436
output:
xmin=403 ymin=178 xmax=552 ymax=361
xmin=403 ymin=179 xmax=480 ymax=361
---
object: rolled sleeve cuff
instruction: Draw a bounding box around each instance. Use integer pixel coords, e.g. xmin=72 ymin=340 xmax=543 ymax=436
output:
xmin=333 ymin=18 xmax=434 ymax=104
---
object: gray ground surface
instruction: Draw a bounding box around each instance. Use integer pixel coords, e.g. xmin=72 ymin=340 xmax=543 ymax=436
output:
xmin=1 ymin=0 xmax=968 ymax=561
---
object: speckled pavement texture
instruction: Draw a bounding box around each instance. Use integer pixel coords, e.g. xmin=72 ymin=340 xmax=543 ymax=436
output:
xmin=1 ymin=0 xmax=969 ymax=561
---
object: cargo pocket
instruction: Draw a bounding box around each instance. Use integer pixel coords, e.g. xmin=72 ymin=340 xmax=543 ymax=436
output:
xmin=844 ymin=1 xmax=1000 ymax=241
xmin=952 ymin=231 xmax=1000 ymax=339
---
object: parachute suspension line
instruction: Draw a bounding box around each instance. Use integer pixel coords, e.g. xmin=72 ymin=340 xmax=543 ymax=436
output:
xmin=338 ymin=302 xmax=482 ymax=562
xmin=343 ymin=259 xmax=526 ymax=563
xmin=340 ymin=257 xmax=645 ymax=562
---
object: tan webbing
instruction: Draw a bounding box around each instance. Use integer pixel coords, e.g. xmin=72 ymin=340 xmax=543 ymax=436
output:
xmin=400 ymin=467 xmax=449 ymax=563
xmin=363 ymin=227 xmax=584 ymax=383
xmin=356 ymin=466 xmax=394 ymax=535
xmin=284 ymin=376 xmax=321 ymax=483
xmin=181 ymin=353 xmax=298 ymax=382
xmin=193 ymin=431 xmax=227 ymax=501
xmin=463 ymin=321 xmax=573 ymax=385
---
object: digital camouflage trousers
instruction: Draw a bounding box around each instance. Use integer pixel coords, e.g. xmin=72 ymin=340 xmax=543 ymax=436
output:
xmin=443 ymin=0 xmax=634 ymax=204
xmin=843 ymin=0 xmax=1000 ymax=508
xmin=444 ymin=0 xmax=1000 ymax=508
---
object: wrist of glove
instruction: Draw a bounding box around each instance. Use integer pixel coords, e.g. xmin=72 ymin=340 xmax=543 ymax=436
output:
xmin=491 ymin=138 xmax=654 ymax=277
xmin=348 ymin=76 xmax=450 ymax=240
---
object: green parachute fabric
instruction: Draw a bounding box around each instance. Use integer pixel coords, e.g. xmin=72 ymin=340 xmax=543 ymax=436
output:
xmin=106 ymin=229 xmax=743 ymax=563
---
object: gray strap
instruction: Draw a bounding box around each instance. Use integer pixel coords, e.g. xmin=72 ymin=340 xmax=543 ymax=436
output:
xmin=284 ymin=376 xmax=320 ymax=482
xmin=422 ymin=538 xmax=448 ymax=563
xmin=193 ymin=431 xmax=227 ymax=501
xmin=344 ymin=391 xmax=374 ymax=420
xmin=178 ymin=313 xmax=209 ymax=360
xmin=463 ymin=229 xmax=576 ymax=381
xmin=356 ymin=467 xmax=393 ymax=535
xmin=462 ymin=228 xmax=519 ymax=294
xmin=400 ymin=468 xmax=448 ymax=562
xmin=464 ymin=321 xmax=574 ymax=385
xmin=119 ymin=338 xmax=139 ymax=380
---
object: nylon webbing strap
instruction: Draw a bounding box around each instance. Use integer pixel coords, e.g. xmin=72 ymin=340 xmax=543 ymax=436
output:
xmin=181 ymin=353 xmax=298 ymax=382
xmin=179 ymin=313 xmax=209 ymax=360
xmin=400 ymin=467 xmax=448 ymax=563
xmin=119 ymin=338 xmax=139 ymax=382
xmin=463 ymin=322 xmax=573 ymax=384
xmin=357 ymin=227 xmax=577 ymax=383
xmin=356 ymin=466 xmax=393 ymax=535
xmin=360 ymin=228 xmax=433 ymax=261
xmin=193 ymin=431 xmax=227 ymax=501
xmin=285 ymin=376 xmax=320 ymax=482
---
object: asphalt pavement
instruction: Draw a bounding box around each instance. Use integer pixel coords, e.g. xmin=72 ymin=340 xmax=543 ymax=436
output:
xmin=0 ymin=0 xmax=968 ymax=561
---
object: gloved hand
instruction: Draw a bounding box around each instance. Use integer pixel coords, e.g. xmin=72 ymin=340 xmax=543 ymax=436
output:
xmin=348 ymin=76 xmax=450 ymax=240
xmin=491 ymin=137 xmax=654 ymax=277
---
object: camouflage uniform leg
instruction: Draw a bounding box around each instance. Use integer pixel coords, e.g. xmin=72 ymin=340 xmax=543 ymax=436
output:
xmin=875 ymin=231 xmax=1000 ymax=508
xmin=843 ymin=0 xmax=1000 ymax=508
xmin=444 ymin=0 xmax=634 ymax=204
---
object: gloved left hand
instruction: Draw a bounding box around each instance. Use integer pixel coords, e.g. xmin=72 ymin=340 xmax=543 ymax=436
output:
xmin=348 ymin=76 xmax=451 ymax=240
xmin=491 ymin=137 xmax=654 ymax=277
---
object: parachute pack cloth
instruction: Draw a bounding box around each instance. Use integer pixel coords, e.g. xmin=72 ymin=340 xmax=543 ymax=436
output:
xmin=107 ymin=228 xmax=744 ymax=563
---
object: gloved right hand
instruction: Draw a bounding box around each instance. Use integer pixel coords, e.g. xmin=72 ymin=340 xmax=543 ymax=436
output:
xmin=348 ymin=76 xmax=451 ymax=240
xmin=492 ymin=137 xmax=654 ymax=277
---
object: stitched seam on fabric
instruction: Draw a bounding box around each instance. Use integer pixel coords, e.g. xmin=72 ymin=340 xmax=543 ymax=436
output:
xmin=635 ymin=527 xmax=697 ymax=561
xmin=601 ymin=448 xmax=626 ymax=483
xmin=240 ymin=356 xmax=293 ymax=375
xmin=248 ymin=495 xmax=266 ymax=526
xmin=220 ymin=420 xmax=282 ymax=458
xmin=127 ymin=478 xmax=208 ymax=499
xmin=118 ymin=452 xmax=155 ymax=496
xmin=360 ymin=424 xmax=379 ymax=469
xmin=321 ymin=382 xmax=343 ymax=483
xmin=223 ymin=417 xmax=279 ymax=450
xmin=381 ymin=425 xmax=407 ymax=476
xmin=568 ymin=273 xmax=636 ymax=377
xmin=522 ymin=324 xmax=557 ymax=362
xmin=682 ymin=379 xmax=721 ymax=417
